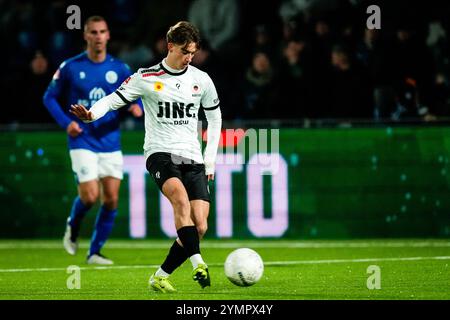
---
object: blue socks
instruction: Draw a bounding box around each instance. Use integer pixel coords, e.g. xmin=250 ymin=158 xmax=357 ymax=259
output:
xmin=68 ymin=196 xmax=117 ymax=256
xmin=68 ymin=196 xmax=91 ymax=241
xmin=89 ymin=206 xmax=117 ymax=257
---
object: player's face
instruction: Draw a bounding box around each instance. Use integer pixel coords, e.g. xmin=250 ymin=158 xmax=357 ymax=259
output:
xmin=168 ymin=42 xmax=197 ymax=70
xmin=84 ymin=21 xmax=110 ymax=53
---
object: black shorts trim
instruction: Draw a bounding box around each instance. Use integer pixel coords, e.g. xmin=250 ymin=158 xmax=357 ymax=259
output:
xmin=146 ymin=152 xmax=210 ymax=202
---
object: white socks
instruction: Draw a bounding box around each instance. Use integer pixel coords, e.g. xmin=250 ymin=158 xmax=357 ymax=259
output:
xmin=155 ymin=267 xmax=170 ymax=277
xmin=190 ymin=253 xmax=206 ymax=269
xmin=155 ymin=255 xmax=206 ymax=278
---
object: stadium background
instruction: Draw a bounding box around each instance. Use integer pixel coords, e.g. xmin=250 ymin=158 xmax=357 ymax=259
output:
xmin=1 ymin=0 xmax=450 ymax=240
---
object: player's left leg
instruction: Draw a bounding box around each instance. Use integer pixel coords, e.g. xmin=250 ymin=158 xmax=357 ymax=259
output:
xmin=190 ymin=200 xmax=209 ymax=240
xmin=180 ymin=162 xmax=211 ymax=288
xmin=189 ymin=199 xmax=211 ymax=288
xmin=154 ymin=200 xmax=209 ymax=286
xmin=87 ymin=151 xmax=123 ymax=265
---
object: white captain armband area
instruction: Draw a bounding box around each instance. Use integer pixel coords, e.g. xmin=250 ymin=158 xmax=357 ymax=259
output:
xmin=202 ymin=104 xmax=222 ymax=175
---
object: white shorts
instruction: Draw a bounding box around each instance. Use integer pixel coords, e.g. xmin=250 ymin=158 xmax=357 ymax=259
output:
xmin=69 ymin=149 xmax=123 ymax=183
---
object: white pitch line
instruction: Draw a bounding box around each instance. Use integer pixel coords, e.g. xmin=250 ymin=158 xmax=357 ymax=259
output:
xmin=0 ymin=265 xmax=160 ymax=273
xmin=264 ymin=256 xmax=450 ymax=265
xmin=0 ymin=256 xmax=449 ymax=273
xmin=0 ymin=241 xmax=450 ymax=249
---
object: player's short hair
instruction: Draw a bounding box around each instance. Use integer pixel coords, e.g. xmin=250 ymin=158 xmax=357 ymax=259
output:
xmin=84 ymin=15 xmax=108 ymax=32
xmin=166 ymin=21 xmax=200 ymax=50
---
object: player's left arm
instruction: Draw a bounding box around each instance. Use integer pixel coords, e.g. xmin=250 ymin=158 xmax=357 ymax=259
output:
xmin=201 ymin=75 xmax=222 ymax=181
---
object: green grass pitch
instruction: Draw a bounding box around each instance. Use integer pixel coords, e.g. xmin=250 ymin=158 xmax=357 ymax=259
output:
xmin=0 ymin=239 xmax=449 ymax=300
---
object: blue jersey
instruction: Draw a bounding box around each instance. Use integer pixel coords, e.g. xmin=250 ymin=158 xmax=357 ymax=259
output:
xmin=43 ymin=52 xmax=136 ymax=152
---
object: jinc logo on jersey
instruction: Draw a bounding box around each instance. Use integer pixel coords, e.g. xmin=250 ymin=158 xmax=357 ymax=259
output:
xmin=157 ymin=101 xmax=196 ymax=119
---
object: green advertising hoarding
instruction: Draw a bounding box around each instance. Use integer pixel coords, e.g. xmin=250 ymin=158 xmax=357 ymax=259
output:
xmin=0 ymin=127 xmax=449 ymax=239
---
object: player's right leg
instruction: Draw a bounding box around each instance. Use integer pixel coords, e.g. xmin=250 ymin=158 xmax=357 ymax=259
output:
xmin=149 ymin=271 xmax=177 ymax=293
xmin=146 ymin=154 xmax=181 ymax=292
xmin=64 ymin=150 xmax=99 ymax=255
xmin=86 ymin=176 xmax=121 ymax=265
xmin=146 ymin=153 xmax=193 ymax=292
xmin=149 ymin=237 xmax=186 ymax=293
xmin=148 ymin=177 xmax=193 ymax=293
xmin=162 ymin=178 xmax=212 ymax=288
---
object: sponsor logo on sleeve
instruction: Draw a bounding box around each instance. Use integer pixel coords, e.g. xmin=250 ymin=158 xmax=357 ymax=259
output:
xmin=154 ymin=82 xmax=164 ymax=92
xmin=53 ymin=69 xmax=60 ymax=80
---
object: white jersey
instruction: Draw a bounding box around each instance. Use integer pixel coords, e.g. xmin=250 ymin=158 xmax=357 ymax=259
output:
xmin=88 ymin=59 xmax=222 ymax=173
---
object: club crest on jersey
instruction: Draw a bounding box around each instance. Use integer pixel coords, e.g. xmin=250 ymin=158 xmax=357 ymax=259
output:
xmin=192 ymin=84 xmax=201 ymax=97
xmin=80 ymin=167 xmax=89 ymax=175
xmin=79 ymin=71 xmax=86 ymax=79
xmin=154 ymin=82 xmax=164 ymax=92
xmin=106 ymin=70 xmax=118 ymax=84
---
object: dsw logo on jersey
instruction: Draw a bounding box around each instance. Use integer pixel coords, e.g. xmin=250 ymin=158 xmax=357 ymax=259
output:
xmin=157 ymin=101 xmax=196 ymax=125
xmin=77 ymin=87 xmax=106 ymax=107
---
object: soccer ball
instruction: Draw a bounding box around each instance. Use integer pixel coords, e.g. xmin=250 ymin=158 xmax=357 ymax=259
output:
xmin=224 ymin=248 xmax=264 ymax=287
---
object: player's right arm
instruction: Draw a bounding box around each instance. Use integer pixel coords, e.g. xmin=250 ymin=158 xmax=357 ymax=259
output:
xmin=43 ymin=62 xmax=82 ymax=137
xmin=71 ymin=72 xmax=144 ymax=123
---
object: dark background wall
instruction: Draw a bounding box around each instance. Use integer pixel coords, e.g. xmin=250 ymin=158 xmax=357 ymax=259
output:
xmin=1 ymin=0 xmax=450 ymax=124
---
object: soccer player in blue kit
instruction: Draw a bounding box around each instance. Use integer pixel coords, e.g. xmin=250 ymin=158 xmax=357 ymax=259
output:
xmin=43 ymin=16 xmax=143 ymax=265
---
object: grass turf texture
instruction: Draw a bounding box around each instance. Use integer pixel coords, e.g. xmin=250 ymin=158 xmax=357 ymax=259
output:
xmin=0 ymin=239 xmax=449 ymax=300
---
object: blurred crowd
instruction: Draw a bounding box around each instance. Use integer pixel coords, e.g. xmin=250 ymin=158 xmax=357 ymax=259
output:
xmin=1 ymin=0 xmax=450 ymax=125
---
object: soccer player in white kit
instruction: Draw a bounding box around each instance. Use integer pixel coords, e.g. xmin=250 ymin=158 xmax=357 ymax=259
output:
xmin=70 ymin=21 xmax=222 ymax=292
